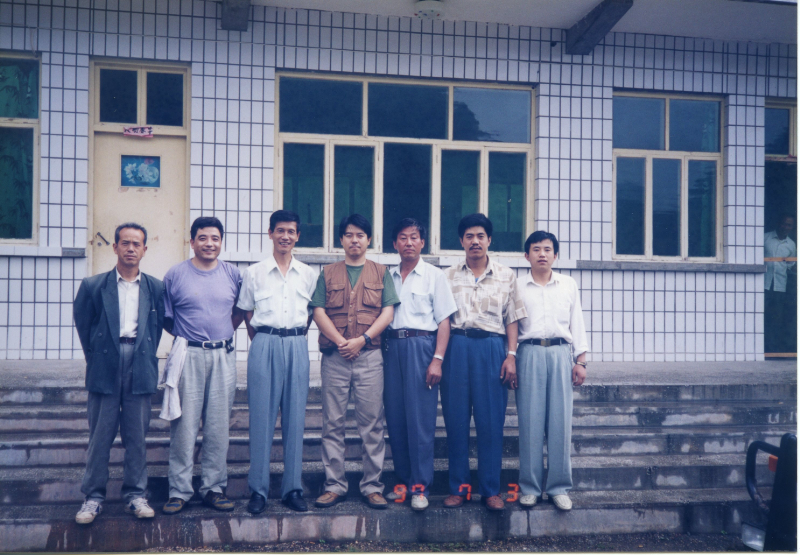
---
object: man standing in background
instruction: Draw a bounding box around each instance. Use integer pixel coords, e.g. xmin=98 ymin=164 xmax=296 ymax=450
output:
xmin=764 ymin=214 xmax=797 ymax=353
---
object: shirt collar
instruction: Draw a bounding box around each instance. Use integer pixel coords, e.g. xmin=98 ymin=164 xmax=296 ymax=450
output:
xmin=266 ymin=255 xmax=300 ymax=275
xmin=392 ymin=258 xmax=426 ymax=278
xmin=459 ymin=257 xmax=494 ymax=278
xmin=525 ymin=270 xmax=560 ymax=287
xmin=116 ymin=269 xmax=141 ymax=283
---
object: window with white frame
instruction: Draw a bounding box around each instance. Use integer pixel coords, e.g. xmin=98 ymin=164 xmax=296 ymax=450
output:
xmin=612 ymin=93 xmax=723 ymax=260
xmin=276 ymin=74 xmax=534 ymax=254
xmin=0 ymin=54 xmax=39 ymax=242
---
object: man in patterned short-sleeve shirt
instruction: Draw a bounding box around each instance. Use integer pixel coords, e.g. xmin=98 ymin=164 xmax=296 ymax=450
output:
xmin=441 ymin=213 xmax=527 ymax=512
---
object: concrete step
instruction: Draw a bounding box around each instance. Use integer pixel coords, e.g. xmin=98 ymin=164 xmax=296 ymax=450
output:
xmin=0 ymin=453 xmax=776 ymax=505
xmin=1 ymin=381 xmax=795 ymax=407
xmin=1 ymin=425 xmax=791 ymax=467
xmin=0 ymin=400 xmax=794 ymax=434
xmin=0 ymin=487 xmax=770 ymax=551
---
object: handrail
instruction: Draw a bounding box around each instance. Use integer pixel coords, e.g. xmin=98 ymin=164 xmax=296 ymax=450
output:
xmin=746 ymin=440 xmax=781 ymax=514
xmin=764 ymin=257 xmax=798 ymax=262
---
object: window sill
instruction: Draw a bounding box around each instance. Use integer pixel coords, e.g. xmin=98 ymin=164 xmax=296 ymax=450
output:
xmin=576 ymin=260 xmax=765 ymax=273
xmin=0 ymin=246 xmax=85 ymax=258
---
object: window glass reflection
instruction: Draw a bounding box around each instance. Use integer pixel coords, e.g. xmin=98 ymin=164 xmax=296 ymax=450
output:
xmin=453 ymin=88 xmax=530 ymax=143
xmin=280 ymin=78 xmax=362 ymax=135
xmin=368 ymin=83 xmax=447 ymax=139
xmin=613 ymin=97 xmax=665 ymax=150
xmin=669 ymin=99 xmax=720 ymax=153
xmin=615 ymin=157 xmax=646 ymax=255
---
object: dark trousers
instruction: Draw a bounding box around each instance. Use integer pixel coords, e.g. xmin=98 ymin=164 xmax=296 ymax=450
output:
xmin=441 ymin=334 xmax=507 ymax=498
xmin=383 ymin=335 xmax=438 ymax=497
xmin=81 ymin=342 xmax=152 ymax=503
xmin=765 ymin=288 xmax=796 ymax=353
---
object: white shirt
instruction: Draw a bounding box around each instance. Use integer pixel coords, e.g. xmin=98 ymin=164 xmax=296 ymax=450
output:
xmin=116 ymin=269 xmax=141 ymax=338
xmin=764 ymin=231 xmax=797 ymax=293
xmin=237 ymin=255 xmax=317 ymax=329
xmin=517 ymin=271 xmax=589 ymax=357
xmin=389 ymin=258 xmax=458 ymax=332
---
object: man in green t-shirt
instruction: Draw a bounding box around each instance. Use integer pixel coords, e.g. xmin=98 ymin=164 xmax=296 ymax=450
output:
xmin=311 ymin=214 xmax=399 ymax=510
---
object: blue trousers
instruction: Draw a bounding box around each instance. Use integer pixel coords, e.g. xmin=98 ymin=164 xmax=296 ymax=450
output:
xmin=441 ymin=334 xmax=508 ymax=498
xmin=383 ymin=334 xmax=437 ymax=497
xmin=247 ymin=333 xmax=310 ymax=500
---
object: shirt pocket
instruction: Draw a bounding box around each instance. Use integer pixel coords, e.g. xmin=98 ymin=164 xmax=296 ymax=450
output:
xmin=255 ymin=289 xmax=277 ymax=314
xmin=476 ymin=284 xmax=505 ymax=319
xmin=408 ymin=285 xmax=432 ymax=316
xmin=362 ymin=281 xmax=384 ymax=309
xmin=326 ymin=283 xmax=346 ymax=309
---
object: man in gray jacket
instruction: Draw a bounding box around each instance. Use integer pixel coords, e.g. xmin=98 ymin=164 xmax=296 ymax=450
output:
xmin=73 ymin=222 xmax=165 ymax=524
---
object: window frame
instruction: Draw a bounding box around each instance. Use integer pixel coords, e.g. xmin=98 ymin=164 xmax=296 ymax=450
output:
xmin=765 ymin=99 xmax=796 ymax=161
xmin=274 ymin=73 xmax=535 ymax=255
xmin=0 ymin=52 xmax=41 ymax=245
xmin=612 ymin=92 xmax=724 ymax=262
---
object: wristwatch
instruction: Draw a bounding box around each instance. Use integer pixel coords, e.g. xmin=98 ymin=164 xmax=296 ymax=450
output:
xmin=362 ymin=333 xmax=373 ymax=346
xmin=575 ymin=361 xmax=587 ymax=368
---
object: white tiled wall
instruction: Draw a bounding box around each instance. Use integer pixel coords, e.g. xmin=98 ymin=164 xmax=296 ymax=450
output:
xmin=0 ymin=0 xmax=795 ymax=361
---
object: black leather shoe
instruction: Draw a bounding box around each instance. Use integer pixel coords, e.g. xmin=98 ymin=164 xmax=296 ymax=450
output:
xmin=282 ymin=490 xmax=308 ymax=512
xmin=247 ymin=492 xmax=267 ymax=514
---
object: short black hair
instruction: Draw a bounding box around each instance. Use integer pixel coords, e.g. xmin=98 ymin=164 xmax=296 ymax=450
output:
xmin=114 ymin=222 xmax=148 ymax=245
xmin=190 ymin=216 xmax=224 ymax=240
xmin=458 ymin=213 xmax=492 ymax=239
xmin=269 ymin=210 xmax=301 ymax=232
xmin=338 ymin=213 xmax=372 ymax=239
xmin=524 ymin=230 xmax=559 ymax=255
xmin=392 ymin=218 xmax=427 ymax=242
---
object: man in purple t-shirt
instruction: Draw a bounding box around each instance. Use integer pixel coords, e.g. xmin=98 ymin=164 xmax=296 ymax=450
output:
xmin=162 ymin=217 xmax=244 ymax=514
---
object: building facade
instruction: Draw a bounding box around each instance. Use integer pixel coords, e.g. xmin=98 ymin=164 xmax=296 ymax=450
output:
xmin=0 ymin=0 xmax=796 ymax=363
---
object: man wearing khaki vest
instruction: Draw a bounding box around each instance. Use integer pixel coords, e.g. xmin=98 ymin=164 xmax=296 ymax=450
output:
xmin=311 ymin=214 xmax=399 ymax=509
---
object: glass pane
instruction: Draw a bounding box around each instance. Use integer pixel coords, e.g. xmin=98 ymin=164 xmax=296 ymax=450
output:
xmin=652 ymin=159 xmax=681 ymax=257
xmin=368 ymin=83 xmax=447 ymax=139
xmin=100 ymin=69 xmax=137 ymax=123
xmin=453 ymin=88 xmax=530 ymax=143
xmin=441 ymin=150 xmax=480 ymax=250
xmin=688 ymin=160 xmax=717 ymax=257
xmin=383 ymin=143 xmax=431 ymax=253
xmin=765 ymin=108 xmax=791 ymax=155
xmin=669 ymin=99 xmax=720 ymax=152
xmin=613 ymin=97 xmax=665 ymax=150
xmin=0 ymin=127 xmax=34 ymax=239
xmin=0 ymin=58 xmax=38 ymax=119
xmin=283 ymin=143 xmax=324 ymax=248
xmin=147 ymin=72 xmax=183 ymax=126
xmin=488 ymin=152 xmax=526 ymax=252
xmin=334 ymin=146 xmax=374 ymax=247
xmin=279 ymin=77 xmax=362 ymax=135
xmin=615 ymin=157 xmax=646 ymax=255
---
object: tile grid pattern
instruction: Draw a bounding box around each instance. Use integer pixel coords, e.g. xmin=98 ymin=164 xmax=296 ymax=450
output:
xmin=0 ymin=0 xmax=795 ymax=361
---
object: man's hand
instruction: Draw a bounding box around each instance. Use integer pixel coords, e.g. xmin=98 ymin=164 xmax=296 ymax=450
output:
xmin=338 ymin=336 xmax=365 ymax=360
xmin=426 ymin=357 xmax=443 ymax=387
xmin=500 ymin=355 xmax=517 ymax=389
xmin=572 ymin=364 xmax=586 ymax=386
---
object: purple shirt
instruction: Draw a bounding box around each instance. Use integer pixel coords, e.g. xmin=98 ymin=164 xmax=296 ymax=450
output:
xmin=163 ymin=259 xmax=242 ymax=342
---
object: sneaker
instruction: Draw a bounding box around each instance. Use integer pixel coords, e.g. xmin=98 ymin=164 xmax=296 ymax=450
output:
xmin=203 ymin=491 xmax=235 ymax=512
xmin=125 ymin=497 xmax=155 ymax=519
xmin=75 ymin=499 xmax=103 ymax=524
xmin=411 ymin=494 xmax=429 ymax=511
xmin=519 ymin=494 xmax=538 ymax=507
xmin=552 ymin=494 xmax=572 ymax=511
xmin=162 ymin=497 xmax=186 ymax=515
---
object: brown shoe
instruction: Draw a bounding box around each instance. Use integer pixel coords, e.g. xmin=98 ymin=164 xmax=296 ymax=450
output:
xmin=364 ymin=492 xmax=388 ymax=509
xmin=443 ymin=494 xmax=465 ymax=508
xmin=315 ymin=491 xmax=345 ymax=508
xmin=482 ymin=495 xmax=505 ymax=511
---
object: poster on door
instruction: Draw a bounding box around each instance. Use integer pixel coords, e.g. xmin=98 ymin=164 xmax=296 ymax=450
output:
xmin=121 ymin=155 xmax=161 ymax=188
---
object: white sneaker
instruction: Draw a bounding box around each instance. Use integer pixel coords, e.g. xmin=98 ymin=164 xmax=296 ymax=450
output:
xmin=411 ymin=494 xmax=429 ymax=511
xmin=125 ymin=497 xmax=155 ymax=519
xmin=75 ymin=499 xmax=103 ymax=524
xmin=552 ymin=494 xmax=572 ymax=511
xmin=519 ymin=494 xmax=538 ymax=507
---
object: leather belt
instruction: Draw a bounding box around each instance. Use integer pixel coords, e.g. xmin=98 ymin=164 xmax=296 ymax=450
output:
xmin=520 ymin=338 xmax=568 ymax=347
xmin=256 ymin=326 xmax=306 ymax=337
xmin=187 ymin=338 xmax=234 ymax=350
xmin=119 ymin=337 xmax=136 ymax=345
xmin=451 ymin=328 xmax=505 ymax=339
xmin=385 ymin=329 xmax=436 ymax=339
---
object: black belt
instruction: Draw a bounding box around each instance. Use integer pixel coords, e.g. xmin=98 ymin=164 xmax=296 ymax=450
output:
xmin=520 ymin=338 xmax=568 ymax=347
xmin=256 ymin=326 xmax=306 ymax=337
xmin=187 ymin=338 xmax=234 ymax=350
xmin=451 ymin=329 xmax=504 ymax=339
xmin=119 ymin=337 xmax=136 ymax=345
xmin=385 ymin=329 xmax=436 ymax=339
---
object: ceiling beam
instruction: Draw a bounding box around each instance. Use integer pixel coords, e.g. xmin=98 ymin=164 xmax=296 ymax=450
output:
xmin=566 ymin=0 xmax=633 ymax=55
xmin=221 ymin=0 xmax=251 ymax=31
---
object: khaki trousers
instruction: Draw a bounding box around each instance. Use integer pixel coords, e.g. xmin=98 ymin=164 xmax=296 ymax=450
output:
xmin=320 ymin=348 xmax=385 ymax=496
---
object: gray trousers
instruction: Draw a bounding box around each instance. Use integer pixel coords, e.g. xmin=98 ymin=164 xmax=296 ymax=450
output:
xmin=516 ymin=342 xmax=574 ymax=497
xmin=168 ymin=346 xmax=237 ymax=501
xmin=247 ymin=333 xmax=309 ymax=500
xmin=81 ymin=342 xmax=151 ymax=504
xmin=321 ymin=348 xmax=385 ymax=496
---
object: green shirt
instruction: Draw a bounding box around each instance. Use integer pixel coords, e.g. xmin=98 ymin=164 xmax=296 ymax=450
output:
xmin=310 ymin=264 xmax=400 ymax=309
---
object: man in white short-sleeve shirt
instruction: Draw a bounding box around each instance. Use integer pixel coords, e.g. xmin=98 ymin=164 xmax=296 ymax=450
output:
xmin=515 ymin=230 xmax=589 ymax=512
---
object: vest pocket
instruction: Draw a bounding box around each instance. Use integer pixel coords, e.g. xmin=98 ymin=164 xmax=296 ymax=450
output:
xmin=326 ymin=283 xmax=346 ymax=308
xmin=362 ymin=282 xmax=384 ymax=308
